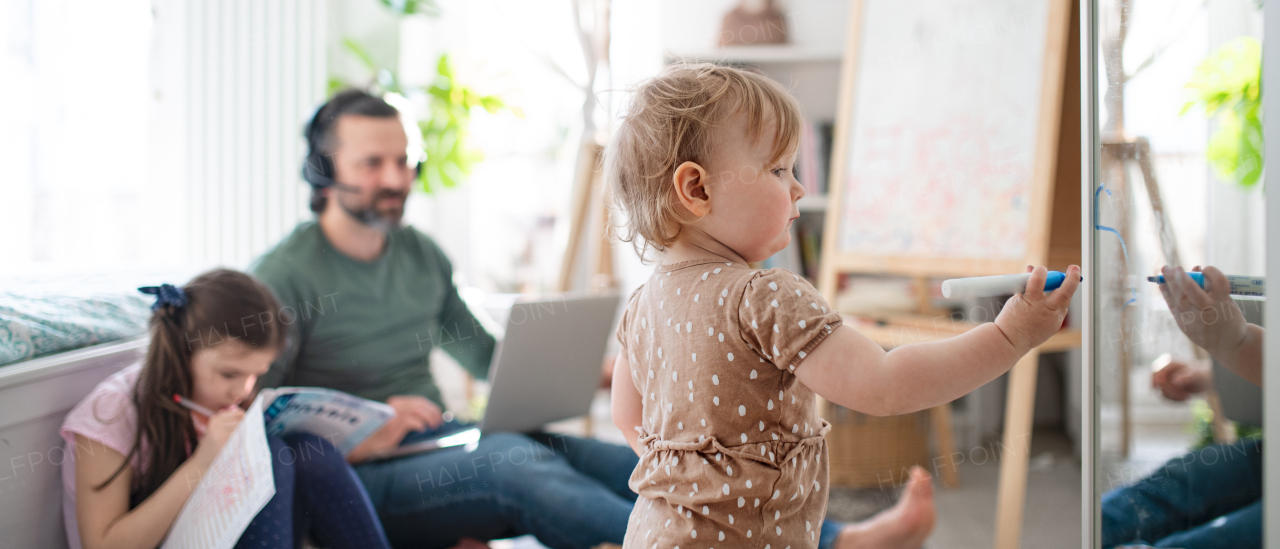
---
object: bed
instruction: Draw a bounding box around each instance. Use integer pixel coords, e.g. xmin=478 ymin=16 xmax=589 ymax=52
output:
xmin=0 ymin=269 xmax=167 ymax=367
xmin=0 ymin=267 xmax=194 ymax=547
xmin=0 ymin=337 xmax=148 ymax=548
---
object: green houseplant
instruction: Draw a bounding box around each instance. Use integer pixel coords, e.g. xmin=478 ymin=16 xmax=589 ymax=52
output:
xmin=1182 ymin=36 xmax=1263 ymax=188
xmin=330 ymin=3 xmax=513 ymax=194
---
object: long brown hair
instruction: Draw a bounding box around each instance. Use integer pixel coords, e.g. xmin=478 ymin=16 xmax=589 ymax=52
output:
xmin=96 ymin=269 xmax=285 ymax=507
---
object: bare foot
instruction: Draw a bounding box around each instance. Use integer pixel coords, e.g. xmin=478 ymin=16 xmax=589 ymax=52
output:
xmin=835 ymin=466 xmax=936 ymax=549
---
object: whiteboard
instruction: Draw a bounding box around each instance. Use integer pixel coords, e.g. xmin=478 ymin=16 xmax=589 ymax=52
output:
xmin=834 ymin=0 xmax=1054 ymax=264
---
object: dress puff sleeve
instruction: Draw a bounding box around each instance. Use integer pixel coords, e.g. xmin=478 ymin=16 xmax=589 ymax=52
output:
xmin=737 ymin=269 xmax=843 ymax=372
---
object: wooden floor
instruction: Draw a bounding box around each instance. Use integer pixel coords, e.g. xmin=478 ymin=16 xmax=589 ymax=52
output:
xmin=816 ymin=428 xmax=1080 ymax=549
xmin=439 ymin=356 xmax=1198 ymax=549
xmin=540 ymin=387 xmax=1088 ymax=549
xmin=928 ymin=430 xmax=1082 ymax=549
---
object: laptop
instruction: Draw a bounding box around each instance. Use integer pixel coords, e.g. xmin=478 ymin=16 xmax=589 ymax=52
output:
xmin=373 ymin=292 xmax=621 ymax=459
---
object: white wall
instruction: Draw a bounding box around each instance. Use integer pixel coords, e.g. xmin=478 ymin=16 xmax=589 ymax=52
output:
xmin=328 ymin=0 xmax=401 ymax=87
xmin=660 ymin=0 xmax=848 ymax=55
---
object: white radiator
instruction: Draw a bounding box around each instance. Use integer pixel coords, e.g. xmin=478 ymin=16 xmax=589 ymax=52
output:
xmin=153 ymin=0 xmax=327 ymax=267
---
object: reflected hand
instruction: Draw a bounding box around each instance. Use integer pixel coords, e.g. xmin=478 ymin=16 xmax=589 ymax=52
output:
xmin=1150 ymin=358 xmax=1211 ymax=402
xmin=1157 ymin=266 xmax=1249 ymax=357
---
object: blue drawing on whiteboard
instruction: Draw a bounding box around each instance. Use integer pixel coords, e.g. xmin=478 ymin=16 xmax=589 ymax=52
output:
xmin=1094 ymin=185 xmax=1137 ymax=307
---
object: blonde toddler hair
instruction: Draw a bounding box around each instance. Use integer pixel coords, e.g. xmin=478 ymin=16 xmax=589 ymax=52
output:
xmin=604 ymin=62 xmax=803 ymax=261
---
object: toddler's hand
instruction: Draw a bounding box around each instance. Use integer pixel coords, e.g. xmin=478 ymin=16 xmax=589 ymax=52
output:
xmin=994 ymin=265 xmax=1080 ymax=352
xmin=1157 ymin=265 xmax=1249 ymax=357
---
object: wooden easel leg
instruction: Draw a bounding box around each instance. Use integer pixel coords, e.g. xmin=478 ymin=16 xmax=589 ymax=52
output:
xmin=1206 ymin=387 xmax=1237 ymax=444
xmin=993 ymin=350 xmax=1041 ymax=549
xmin=929 ymin=403 xmax=961 ymax=487
xmin=1120 ymin=342 xmax=1131 ymax=457
xmin=1132 ymin=142 xmax=1235 ymax=446
xmin=557 ymin=141 xmax=604 ymax=292
xmin=590 ymin=173 xmax=617 ymax=292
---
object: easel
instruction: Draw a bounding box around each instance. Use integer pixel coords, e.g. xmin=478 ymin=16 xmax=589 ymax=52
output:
xmin=558 ymin=0 xmax=615 ymax=295
xmin=818 ymin=2 xmax=1079 ymax=548
xmin=1103 ymin=136 xmax=1235 ymax=445
xmin=557 ymin=139 xmax=616 ymax=437
xmin=557 ymin=140 xmax=616 ymax=293
xmin=554 ymin=0 xmax=616 ymax=438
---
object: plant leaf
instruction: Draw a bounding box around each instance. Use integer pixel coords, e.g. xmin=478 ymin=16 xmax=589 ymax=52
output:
xmin=1183 ymin=36 xmax=1265 ymax=189
xmin=342 ymin=38 xmax=380 ymax=72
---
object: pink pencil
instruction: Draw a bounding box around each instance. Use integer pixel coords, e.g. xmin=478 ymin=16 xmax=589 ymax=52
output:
xmin=172 ymin=394 xmax=215 ymax=417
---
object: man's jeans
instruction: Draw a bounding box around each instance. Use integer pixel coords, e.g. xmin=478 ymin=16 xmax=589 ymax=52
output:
xmin=1102 ymin=438 xmax=1262 ymax=548
xmin=355 ymin=431 xmax=850 ymax=549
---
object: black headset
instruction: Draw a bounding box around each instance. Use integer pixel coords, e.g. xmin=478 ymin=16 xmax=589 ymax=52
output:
xmin=301 ymin=92 xmax=422 ymax=190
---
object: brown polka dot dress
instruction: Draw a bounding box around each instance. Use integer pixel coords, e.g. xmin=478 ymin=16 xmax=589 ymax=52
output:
xmin=615 ymin=258 xmax=843 ymax=549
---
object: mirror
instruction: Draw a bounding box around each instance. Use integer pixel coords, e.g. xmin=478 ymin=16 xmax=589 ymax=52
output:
xmin=1091 ymin=0 xmax=1265 ymax=546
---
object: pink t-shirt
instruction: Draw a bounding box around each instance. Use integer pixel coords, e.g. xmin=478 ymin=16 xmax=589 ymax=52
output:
xmin=59 ymin=362 xmax=205 ymax=549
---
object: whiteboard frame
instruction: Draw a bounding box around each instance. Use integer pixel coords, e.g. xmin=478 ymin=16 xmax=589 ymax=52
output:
xmin=1263 ymin=0 xmax=1279 ymax=544
xmin=818 ymin=0 xmax=1076 ymax=299
xmin=1081 ymin=0 xmax=1099 ymax=546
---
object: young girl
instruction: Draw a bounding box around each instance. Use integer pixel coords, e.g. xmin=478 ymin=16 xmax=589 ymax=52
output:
xmin=605 ymin=63 xmax=1080 ymax=548
xmin=61 ymin=269 xmax=391 ymax=549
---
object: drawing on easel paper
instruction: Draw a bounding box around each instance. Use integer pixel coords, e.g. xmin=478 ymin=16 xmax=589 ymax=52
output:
xmin=830 ymin=0 xmax=1054 ymax=271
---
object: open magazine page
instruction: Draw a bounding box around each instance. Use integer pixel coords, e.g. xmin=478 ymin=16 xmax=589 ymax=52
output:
xmin=259 ymin=387 xmax=395 ymax=456
xmin=160 ymin=396 xmax=274 ymax=549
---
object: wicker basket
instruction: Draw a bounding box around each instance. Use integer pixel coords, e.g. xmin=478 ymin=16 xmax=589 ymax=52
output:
xmin=822 ymin=400 xmax=930 ymax=489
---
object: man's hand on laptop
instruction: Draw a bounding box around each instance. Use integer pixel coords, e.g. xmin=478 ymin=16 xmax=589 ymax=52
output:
xmin=347 ymin=395 xmax=445 ymax=463
xmin=386 ymin=395 xmax=446 ymax=430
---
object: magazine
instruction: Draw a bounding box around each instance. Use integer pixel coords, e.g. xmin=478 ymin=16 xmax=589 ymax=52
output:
xmin=259 ymin=387 xmax=396 ymax=456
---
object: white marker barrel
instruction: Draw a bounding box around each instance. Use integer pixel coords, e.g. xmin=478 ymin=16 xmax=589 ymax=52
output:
xmin=941 ymin=271 xmax=1072 ymax=299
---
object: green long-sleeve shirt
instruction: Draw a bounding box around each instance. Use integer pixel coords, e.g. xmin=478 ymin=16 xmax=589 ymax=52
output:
xmin=250 ymin=221 xmax=496 ymax=405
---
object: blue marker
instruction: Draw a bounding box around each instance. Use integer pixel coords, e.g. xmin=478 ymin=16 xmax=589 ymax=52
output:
xmin=1146 ymin=272 xmax=1266 ymax=297
xmin=941 ymin=271 xmax=1081 ymax=299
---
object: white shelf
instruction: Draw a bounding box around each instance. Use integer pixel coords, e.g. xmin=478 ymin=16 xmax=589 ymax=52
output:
xmin=665 ymin=45 xmax=843 ymax=65
xmin=797 ymin=194 xmax=829 ymax=212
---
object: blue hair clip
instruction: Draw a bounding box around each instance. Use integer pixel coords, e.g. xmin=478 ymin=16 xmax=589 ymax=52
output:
xmin=138 ymin=284 xmax=188 ymax=311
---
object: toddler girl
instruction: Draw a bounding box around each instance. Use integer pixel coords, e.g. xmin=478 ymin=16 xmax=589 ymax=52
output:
xmin=605 ymin=63 xmax=1079 ymax=548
